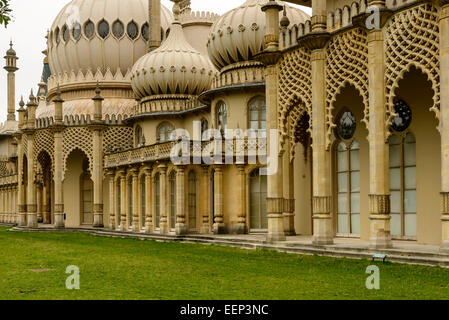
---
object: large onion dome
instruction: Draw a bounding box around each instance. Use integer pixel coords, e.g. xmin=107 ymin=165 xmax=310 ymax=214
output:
xmin=48 ymin=0 xmax=173 ymax=77
xmin=207 ymin=0 xmax=309 ymax=70
xmin=131 ymin=6 xmax=215 ymax=99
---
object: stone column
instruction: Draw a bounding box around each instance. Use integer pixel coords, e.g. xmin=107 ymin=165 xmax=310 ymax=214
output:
xmin=36 ymin=183 xmax=42 ymax=223
xmin=119 ymin=170 xmax=127 ymax=231
xmin=53 ymin=128 xmax=64 ymax=228
xmin=235 ymin=165 xmax=247 ymax=234
xmin=159 ymin=164 xmax=169 ymax=234
xmin=367 ymin=14 xmax=392 ymax=248
xmin=17 ymin=134 xmax=26 ymax=226
xmin=438 ymin=1 xmax=449 ymax=251
xmin=144 ymin=166 xmax=153 ymax=233
xmin=26 ymin=132 xmax=37 ymax=228
xmin=92 ymin=129 xmax=104 ymax=227
xmin=200 ymin=166 xmax=211 ymax=234
xmin=175 ymin=165 xmax=187 ymax=235
xmin=131 ymin=168 xmax=140 ymax=231
xmin=311 ymin=0 xmax=327 ymax=32
xmin=213 ymin=165 xmax=225 ymax=234
xmin=283 ymin=149 xmax=295 ymax=236
xmin=4 ymin=41 xmax=18 ymax=121
xmin=106 ymin=170 xmax=115 ymax=230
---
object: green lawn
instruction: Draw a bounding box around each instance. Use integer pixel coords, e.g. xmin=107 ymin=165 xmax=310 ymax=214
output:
xmin=0 ymin=226 xmax=448 ymax=300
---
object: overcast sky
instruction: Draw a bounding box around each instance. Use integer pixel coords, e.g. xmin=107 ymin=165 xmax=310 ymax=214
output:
xmin=0 ymin=0 xmax=311 ymax=123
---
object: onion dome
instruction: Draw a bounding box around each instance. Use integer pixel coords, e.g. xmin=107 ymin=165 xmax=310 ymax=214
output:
xmin=131 ymin=1 xmax=215 ymax=99
xmin=48 ymin=0 xmax=173 ymax=77
xmin=6 ymin=41 xmax=16 ymax=56
xmin=207 ymin=0 xmax=309 ymax=70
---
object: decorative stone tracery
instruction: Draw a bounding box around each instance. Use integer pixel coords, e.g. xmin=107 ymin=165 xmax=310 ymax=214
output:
xmin=63 ymin=127 xmax=93 ymax=177
xmin=103 ymin=126 xmax=134 ymax=154
xmin=33 ymin=129 xmax=54 ymax=172
xmin=325 ymin=28 xmax=369 ymax=149
xmin=384 ymin=3 xmax=440 ymax=131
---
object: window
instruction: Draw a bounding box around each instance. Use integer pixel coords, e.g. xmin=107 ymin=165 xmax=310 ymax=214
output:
xmin=98 ymin=20 xmax=110 ymax=39
xmin=249 ymin=169 xmax=267 ymax=230
xmin=135 ymin=125 xmax=145 ymax=147
xmin=157 ymin=122 xmax=175 ymax=143
xmin=201 ymin=119 xmax=209 ymax=140
xmin=127 ymin=21 xmax=139 ymax=40
xmin=336 ymin=141 xmax=360 ymax=235
xmin=62 ymin=24 xmax=70 ymax=42
xmin=154 ymin=173 xmax=160 ymax=228
xmin=112 ymin=20 xmax=124 ymax=39
xmin=140 ymin=175 xmax=146 ymax=228
xmin=216 ymin=101 xmax=227 ymax=133
xmin=81 ymin=172 xmax=93 ymax=225
xmin=169 ymin=171 xmax=176 ymax=229
xmin=84 ymin=20 xmax=95 ymax=39
xmin=389 ymin=133 xmax=416 ymax=238
xmin=248 ymin=97 xmax=266 ymax=137
xmin=128 ymin=178 xmax=133 ymax=227
xmin=73 ymin=22 xmax=82 ymax=40
xmin=55 ymin=27 xmax=60 ymax=44
xmin=188 ymin=171 xmax=197 ymax=230
xmin=142 ymin=23 xmax=149 ymax=41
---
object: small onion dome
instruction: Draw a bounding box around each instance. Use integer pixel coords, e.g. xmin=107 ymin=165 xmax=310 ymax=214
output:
xmin=207 ymin=0 xmax=309 ymax=70
xmin=6 ymin=41 xmax=16 ymax=56
xmin=131 ymin=16 xmax=215 ymax=99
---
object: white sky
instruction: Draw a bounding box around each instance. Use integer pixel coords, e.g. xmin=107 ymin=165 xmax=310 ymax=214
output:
xmin=0 ymin=0 xmax=311 ymax=123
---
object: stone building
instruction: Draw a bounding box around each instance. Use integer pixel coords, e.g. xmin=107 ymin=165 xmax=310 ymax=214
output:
xmin=0 ymin=0 xmax=448 ymax=252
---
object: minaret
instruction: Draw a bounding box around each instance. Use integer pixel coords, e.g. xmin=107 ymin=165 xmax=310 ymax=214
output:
xmin=4 ymin=41 xmax=18 ymax=121
xmin=148 ymin=0 xmax=161 ymax=52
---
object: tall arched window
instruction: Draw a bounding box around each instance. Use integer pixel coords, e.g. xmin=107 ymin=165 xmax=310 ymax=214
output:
xmin=188 ymin=171 xmax=197 ymax=230
xmin=128 ymin=178 xmax=133 ymax=227
xmin=216 ymin=101 xmax=227 ymax=133
xmin=140 ymin=175 xmax=146 ymax=228
xmin=335 ymin=110 xmax=360 ymax=236
xmin=389 ymin=133 xmax=416 ymax=238
xmin=80 ymin=172 xmax=93 ymax=225
xmin=249 ymin=169 xmax=268 ymax=230
xmin=169 ymin=171 xmax=176 ymax=229
xmin=201 ymin=119 xmax=209 ymax=140
xmin=248 ymin=96 xmax=266 ymax=137
xmin=135 ymin=125 xmax=145 ymax=147
xmin=157 ymin=122 xmax=175 ymax=143
xmin=154 ymin=173 xmax=160 ymax=228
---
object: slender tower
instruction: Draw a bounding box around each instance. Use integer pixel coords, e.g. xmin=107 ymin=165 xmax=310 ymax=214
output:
xmin=148 ymin=0 xmax=161 ymax=52
xmin=4 ymin=41 xmax=18 ymax=121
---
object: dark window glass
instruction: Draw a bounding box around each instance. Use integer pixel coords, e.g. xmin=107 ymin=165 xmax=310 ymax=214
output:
xmin=338 ymin=110 xmax=357 ymax=140
xmin=55 ymin=28 xmax=60 ymax=44
xmin=84 ymin=21 xmax=95 ymax=39
xmin=392 ymin=99 xmax=412 ymax=132
xmin=127 ymin=21 xmax=139 ymax=40
xmin=142 ymin=23 xmax=149 ymax=41
xmin=62 ymin=25 xmax=70 ymax=42
xmin=73 ymin=22 xmax=82 ymax=40
xmin=98 ymin=20 xmax=110 ymax=39
xmin=112 ymin=20 xmax=124 ymax=39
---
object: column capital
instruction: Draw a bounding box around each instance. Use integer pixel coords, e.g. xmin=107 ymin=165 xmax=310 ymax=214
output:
xmin=369 ymin=194 xmax=391 ymax=215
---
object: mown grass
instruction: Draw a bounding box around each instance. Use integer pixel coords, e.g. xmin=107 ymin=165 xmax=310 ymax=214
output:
xmin=0 ymin=226 xmax=448 ymax=300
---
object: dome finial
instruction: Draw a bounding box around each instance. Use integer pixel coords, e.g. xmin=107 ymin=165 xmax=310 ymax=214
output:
xmin=280 ymin=6 xmax=290 ymax=29
xmin=171 ymin=0 xmax=182 ymax=21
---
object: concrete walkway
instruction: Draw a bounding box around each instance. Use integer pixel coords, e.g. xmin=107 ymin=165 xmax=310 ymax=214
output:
xmin=4 ymin=223 xmax=449 ymax=267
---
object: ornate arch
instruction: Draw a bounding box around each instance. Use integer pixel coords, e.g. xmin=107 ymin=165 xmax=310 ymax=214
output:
xmin=278 ymin=47 xmax=312 ymax=151
xmin=384 ymin=3 xmax=440 ymax=132
xmin=33 ymin=129 xmax=55 ymax=173
xmin=63 ymin=127 xmax=93 ymax=178
xmin=326 ymin=28 xmax=369 ymax=150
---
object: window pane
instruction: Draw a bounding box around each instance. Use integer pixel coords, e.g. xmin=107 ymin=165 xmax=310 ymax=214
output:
xmin=350 ymin=149 xmax=360 ymax=171
xmin=390 ymin=168 xmax=401 ymax=190
xmin=351 ymin=213 xmax=360 ymax=235
xmin=337 ymin=151 xmax=348 ymax=171
xmin=404 ymin=167 xmax=416 ymax=189
xmin=338 ymin=194 xmax=348 ymax=213
xmin=351 ymin=192 xmax=360 ymax=214
xmin=390 ymin=191 xmax=401 ymax=214
xmin=338 ymin=214 xmax=348 ymax=234
xmin=337 ymin=172 xmax=348 ymax=193
xmin=389 ymin=144 xmax=401 ymax=167
xmin=404 ymin=213 xmax=417 ymax=237
xmin=404 ymin=141 xmax=416 ymax=166
xmin=350 ymin=172 xmax=360 ymax=192
xmin=390 ymin=213 xmax=401 ymax=236
xmin=404 ymin=190 xmax=416 ymax=213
